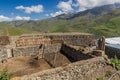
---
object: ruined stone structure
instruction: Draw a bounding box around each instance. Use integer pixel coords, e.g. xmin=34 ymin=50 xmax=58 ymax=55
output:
xmin=1 ymin=33 xmax=113 ymax=79
xmin=15 ymin=33 xmax=94 ymax=47
xmin=0 ymin=33 xmax=95 ymax=67
xmin=21 ymin=57 xmax=115 ymax=80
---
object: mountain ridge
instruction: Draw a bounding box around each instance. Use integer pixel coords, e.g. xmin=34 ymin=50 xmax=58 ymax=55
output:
xmin=2 ymin=3 xmax=120 ymax=37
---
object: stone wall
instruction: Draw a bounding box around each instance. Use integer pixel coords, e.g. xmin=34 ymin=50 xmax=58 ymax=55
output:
xmin=5 ymin=42 xmax=93 ymax=68
xmin=61 ymin=44 xmax=93 ymax=62
xmin=0 ymin=46 xmax=7 ymax=61
xmin=12 ymin=43 xmax=70 ymax=67
xmin=0 ymin=36 xmax=10 ymax=45
xmin=43 ymin=44 xmax=61 ymax=67
xmin=43 ymin=43 xmax=66 ymax=67
xmin=105 ymin=46 xmax=120 ymax=58
xmin=16 ymin=37 xmax=51 ymax=47
xmin=0 ymin=43 xmax=94 ymax=66
xmin=43 ymin=43 xmax=93 ymax=67
xmin=0 ymin=33 xmax=95 ymax=67
xmin=21 ymin=57 xmax=114 ymax=80
xmin=15 ymin=33 xmax=94 ymax=47
xmin=47 ymin=33 xmax=94 ymax=46
xmin=12 ymin=46 xmax=40 ymax=57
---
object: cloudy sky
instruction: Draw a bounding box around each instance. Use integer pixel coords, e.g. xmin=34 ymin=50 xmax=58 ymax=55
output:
xmin=0 ymin=0 xmax=120 ymax=22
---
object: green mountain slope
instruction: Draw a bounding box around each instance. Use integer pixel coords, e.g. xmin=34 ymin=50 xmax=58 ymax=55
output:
xmin=0 ymin=23 xmax=39 ymax=36
xmin=7 ymin=4 xmax=120 ymax=38
xmin=15 ymin=9 xmax=120 ymax=38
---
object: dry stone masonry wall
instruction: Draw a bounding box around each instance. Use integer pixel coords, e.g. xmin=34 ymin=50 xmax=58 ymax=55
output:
xmin=43 ymin=43 xmax=62 ymax=67
xmin=21 ymin=57 xmax=113 ymax=80
xmin=0 ymin=33 xmax=95 ymax=66
xmin=0 ymin=33 xmax=115 ymax=80
xmin=16 ymin=37 xmax=51 ymax=47
xmin=15 ymin=33 xmax=94 ymax=47
xmin=61 ymin=44 xmax=93 ymax=62
xmin=12 ymin=46 xmax=40 ymax=57
xmin=0 ymin=46 xmax=7 ymax=61
xmin=0 ymin=35 xmax=10 ymax=45
xmin=105 ymin=46 xmax=120 ymax=58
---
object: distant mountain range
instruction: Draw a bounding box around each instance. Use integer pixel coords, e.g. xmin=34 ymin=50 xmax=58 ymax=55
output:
xmin=56 ymin=3 xmax=120 ymax=20
xmin=1 ymin=3 xmax=120 ymax=37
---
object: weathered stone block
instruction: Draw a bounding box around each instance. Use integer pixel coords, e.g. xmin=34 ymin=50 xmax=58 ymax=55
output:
xmin=13 ymin=46 xmax=40 ymax=57
xmin=92 ymin=50 xmax=105 ymax=56
xmin=0 ymin=36 xmax=10 ymax=45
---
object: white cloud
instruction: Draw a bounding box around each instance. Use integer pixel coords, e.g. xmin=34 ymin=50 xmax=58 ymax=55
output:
xmin=0 ymin=15 xmax=31 ymax=22
xmin=0 ymin=15 xmax=12 ymax=22
xmin=16 ymin=5 xmax=44 ymax=14
xmin=16 ymin=5 xmax=24 ymax=10
xmin=15 ymin=16 xmax=31 ymax=20
xmin=76 ymin=0 xmax=120 ymax=11
xmin=50 ymin=11 xmax=66 ymax=17
xmin=57 ymin=0 xmax=73 ymax=12
xmin=50 ymin=0 xmax=73 ymax=17
xmin=45 ymin=14 xmax=49 ymax=17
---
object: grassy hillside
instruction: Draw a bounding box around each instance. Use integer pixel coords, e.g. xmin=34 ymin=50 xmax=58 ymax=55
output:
xmin=6 ymin=4 xmax=120 ymax=38
xmin=0 ymin=23 xmax=39 ymax=36
xmin=15 ymin=8 xmax=120 ymax=38
xmin=86 ymin=9 xmax=120 ymax=38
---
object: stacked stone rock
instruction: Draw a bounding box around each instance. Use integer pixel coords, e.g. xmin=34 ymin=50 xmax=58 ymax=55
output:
xmin=0 ymin=35 xmax=10 ymax=45
xmin=16 ymin=37 xmax=51 ymax=47
xmin=105 ymin=46 xmax=120 ymax=58
xmin=15 ymin=33 xmax=94 ymax=47
xmin=21 ymin=57 xmax=115 ymax=80
xmin=0 ymin=46 xmax=8 ymax=61
xmin=0 ymin=33 xmax=95 ymax=64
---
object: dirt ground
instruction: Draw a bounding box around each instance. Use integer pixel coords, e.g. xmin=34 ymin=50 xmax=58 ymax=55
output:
xmin=0 ymin=56 xmax=52 ymax=77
